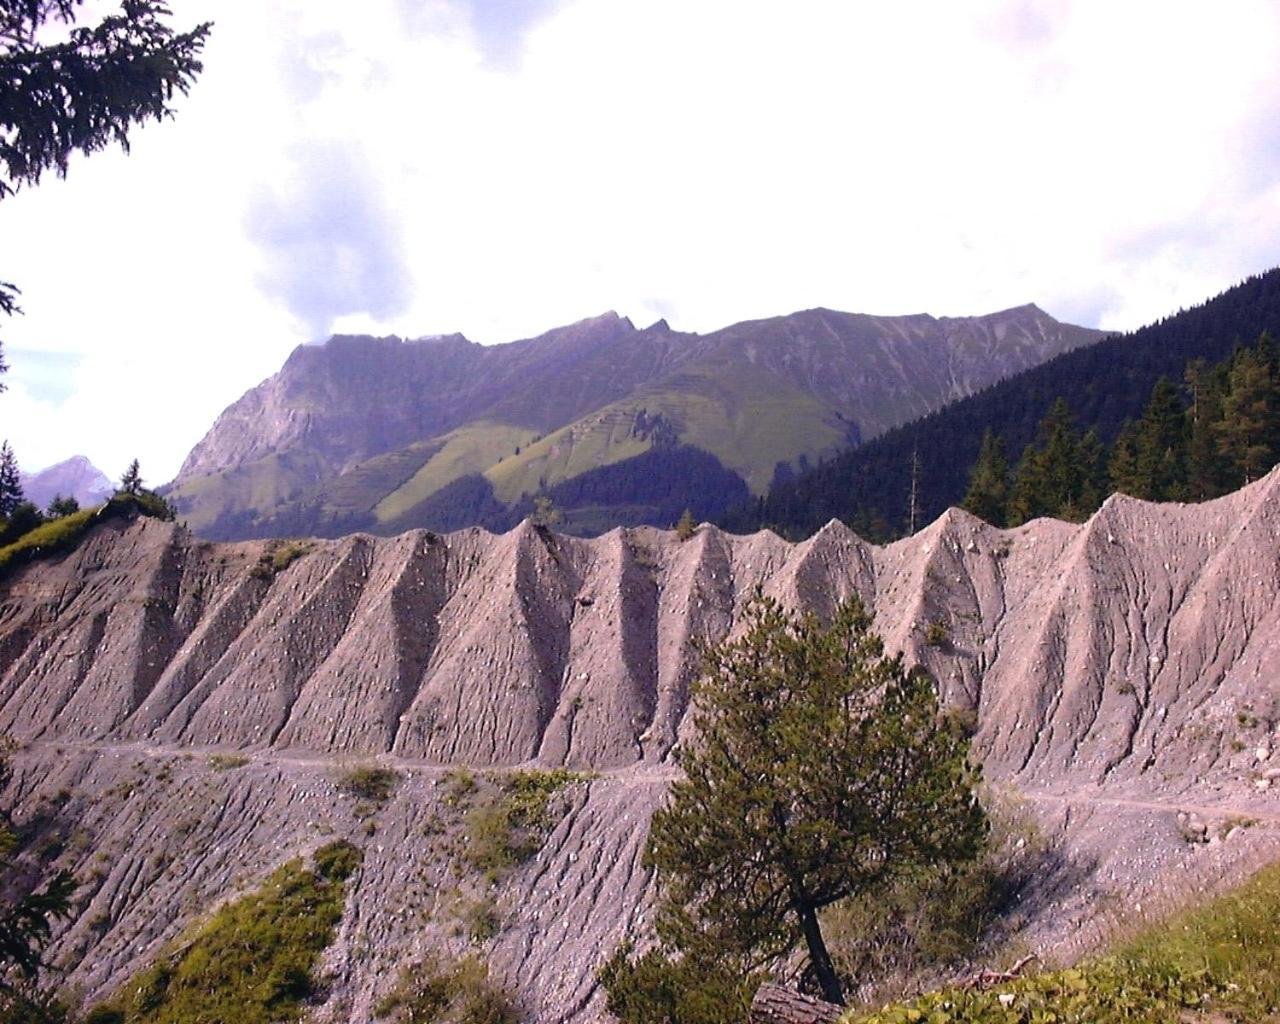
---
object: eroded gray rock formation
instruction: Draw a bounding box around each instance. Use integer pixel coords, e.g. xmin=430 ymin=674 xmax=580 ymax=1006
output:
xmin=1 ymin=471 xmax=1279 ymax=1020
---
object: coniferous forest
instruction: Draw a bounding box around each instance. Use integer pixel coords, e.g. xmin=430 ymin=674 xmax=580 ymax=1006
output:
xmin=722 ymin=269 xmax=1280 ymax=539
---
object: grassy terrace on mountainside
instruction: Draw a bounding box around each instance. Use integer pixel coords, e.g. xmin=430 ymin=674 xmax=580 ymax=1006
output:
xmin=93 ymin=841 xmax=362 ymax=1024
xmin=483 ymin=370 xmax=848 ymax=506
xmin=848 ymin=860 xmax=1280 ymax=1023
xmin=375 ymin=422 xmax=540 ymax=522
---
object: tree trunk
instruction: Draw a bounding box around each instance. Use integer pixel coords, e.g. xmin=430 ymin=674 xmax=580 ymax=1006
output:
xmin=750 ymin=984 xmax=843 ymax=1024
xmin=796 ymin=900 xmax=844 ymax=1005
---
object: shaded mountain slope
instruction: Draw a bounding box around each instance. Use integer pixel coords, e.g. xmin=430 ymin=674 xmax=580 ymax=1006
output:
xmin=730 ymin=268 xmax=1280 ymax=537
xmin=168 ymin=304 xmax=1105 ymax=539
xmin=4 ymin=477 xmax=1279 ymax=1021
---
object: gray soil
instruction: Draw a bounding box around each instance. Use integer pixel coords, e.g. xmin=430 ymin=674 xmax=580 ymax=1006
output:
xmin=1 ymin=469 xmax=1279 ymax=1021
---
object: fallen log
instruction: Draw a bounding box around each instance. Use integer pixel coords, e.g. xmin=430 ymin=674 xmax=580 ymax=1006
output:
xmin=750 ymin=984 xmax=843 ymax=1024
xmin=960 ymin=953 xmax=1041 ymax=991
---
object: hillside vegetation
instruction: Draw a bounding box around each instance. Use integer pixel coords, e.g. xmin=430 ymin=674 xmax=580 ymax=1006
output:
xmin=728 ymin=268 xmax=1280 ymax=538
xmin=851 ymin=859 xmax=1280 ymax=1024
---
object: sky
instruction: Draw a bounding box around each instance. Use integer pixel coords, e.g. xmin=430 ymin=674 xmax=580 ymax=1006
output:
xmin=2 ymin=0 xmax=1279 ymax=481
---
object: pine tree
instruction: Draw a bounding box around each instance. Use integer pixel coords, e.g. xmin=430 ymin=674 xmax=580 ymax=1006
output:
xmin=1133 ymin=377 xmax=1189 ymax=500
xmin=120 ymin=459 xmax=143 ymax=496
xmin=675 ymin=508 xmax=697 ymax=541
xmin=961 ymin=431 xmax=1010 ymax=527
xmin=1217 ymin=348 xmax=1278 ymax=485
xmin=45 ymin=495 xmax=79 ymax=518
xmin=635 ymin=593 xmax=986 ymax=1006
xmin=1184 ymin=359 xmax=1229 ymax=501
xmin=0 ymin=441 xmax=22 ymax=519
xmin=1108 ymin=421 xmax=1143 ymax=496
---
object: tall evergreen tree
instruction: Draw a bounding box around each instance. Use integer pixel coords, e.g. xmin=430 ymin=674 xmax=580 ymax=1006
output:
xmin=1184 ymin=359 xmax=1229 ymax=501
xmin=1217 ymin=348 xmax=1278 ymax=485
xmin=120 ymin=458 xmax=143 ymax=496
xmin=961 ymin=431 xmax=1009 ymax=527
xmin=1132 ymin=377 xmax=1189 ymax=500
xmin=634 ymin=593 xmax=986 ymax=1006
xmin=0 ymin=441 xmax=21 ymax=518
xmin=1108 ymin=421 xmax=1143 ymax=497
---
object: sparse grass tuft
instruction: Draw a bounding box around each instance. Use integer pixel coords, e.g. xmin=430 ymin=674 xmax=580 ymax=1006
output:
xmin=460 ymin=769 xmax=591 ymax=873
xmin=337 ymin=765 xmax=401 ymax=804
xmin=374 ymin=955 xmax=516 ymax=1024
xmin=208 ymin=754 xmax=250 ymax=772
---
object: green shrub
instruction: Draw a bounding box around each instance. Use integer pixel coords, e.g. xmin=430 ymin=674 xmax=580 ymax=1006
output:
xmin=461 ymin=770 xmax=589 ymax=873
xmin=924 ymin=621 xmax=950 ymax=648
xmin=598 ymin=942 xmax=755 ymax=1024
xmin=93 ymin=854 xmax=355 ymax=1024
xmin=374 ymin=955 xmax=516 ymax=1024
xmin=251 ymin=540 xmax=312 ymax=580
xmin=337 ymin=766 xmax=401 ymax=804
xmin=313 ymin=840 xmax=363 ymax=882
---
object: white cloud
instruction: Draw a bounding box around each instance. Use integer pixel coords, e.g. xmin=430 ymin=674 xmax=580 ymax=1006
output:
xmin=1 ymin=0 xmax=1278 ymax=478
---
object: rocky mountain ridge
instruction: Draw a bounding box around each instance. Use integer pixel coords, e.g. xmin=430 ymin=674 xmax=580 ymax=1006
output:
xmin=19 ymin=455 xmax=114 ymax=509
xmin=0 ymin=471 xmax=1278 ymax=1020
xmin=167 ymin=304 xmax=1106 ymax=540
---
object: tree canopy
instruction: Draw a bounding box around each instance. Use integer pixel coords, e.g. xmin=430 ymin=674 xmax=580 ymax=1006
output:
xmin=605 ymin=593 xmax=986 ymax=1012
xmin=0 ymin=0 xmax=210 ymax=382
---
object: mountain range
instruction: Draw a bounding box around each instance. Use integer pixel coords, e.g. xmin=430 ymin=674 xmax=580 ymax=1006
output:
xmin=167 ymin=305 xmax=1106 ymax=539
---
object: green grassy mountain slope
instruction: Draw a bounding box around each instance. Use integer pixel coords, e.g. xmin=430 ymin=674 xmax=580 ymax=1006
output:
xmin=168 ymin=304 xmax=1106 ymax=539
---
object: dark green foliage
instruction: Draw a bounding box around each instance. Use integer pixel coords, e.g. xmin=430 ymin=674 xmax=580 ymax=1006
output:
xmin=0 ymin=491 xmax=174 ymax=576
xmin=43 ymin=496 xmax=78 ymax=519
xmin=961 ymin=431 xmax=1009 ymax=526
xmin=119 ymin=460 xmax=143 ymax=497
xmin=675 ymin=508 xmax=697 ymax=541
xmin=1132 ymin=377 xmax=1189 ymax=500
xmin=336 ymin=766 xmax=401 ymax=804
xmin=1217 ymin=345 xmax=1278 ymax=486
xmin=93 ymin=851 xmax=353 ymax=1024
xmin=598 ymin=942 xmax=755 ymax=1024
xmin=1006 ymin=401 xmax=1102 ymax=525
xmin=312 ymin=840 xmax=362 ymax=882
xmin=727 ymin=269 xmax=1280 ymax=537
xmin=0 ymin=1 xmax=210 ymax=199
xmin=374 ymin=955 xmax=516 ymax=1024
xmin=0 ymin=441 xmax=21 ymax=519
xmin=0 ymin=501 xmax=42 ymax=545
xmin=623 ymin=593 xmax=986 ymax=1006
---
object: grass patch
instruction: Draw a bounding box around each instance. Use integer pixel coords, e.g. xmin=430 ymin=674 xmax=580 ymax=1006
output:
xmin=208 ymin=754 xmax=250 ymax=772
xmin=0 ymin=506 xmax=99 ymax=573
xmin=0 ymin=493 xmax=176 ymax=577
xmin=461 ymin=769 xmax=590 ymax=873
xmin=373 ymin=955 xmax=516 ymax=1024
xmin=924 ymin=621 xmax=951 ymax=648
xmin=336 ymin=765 xmax=401 ymax=804
xmin=848 ymin=859 xmax=1280 ymax=1023
xmin=93 ymin=842 xmax=361 ymax=1024
xmin=251 ymin=540 xmax=313 ymax=580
